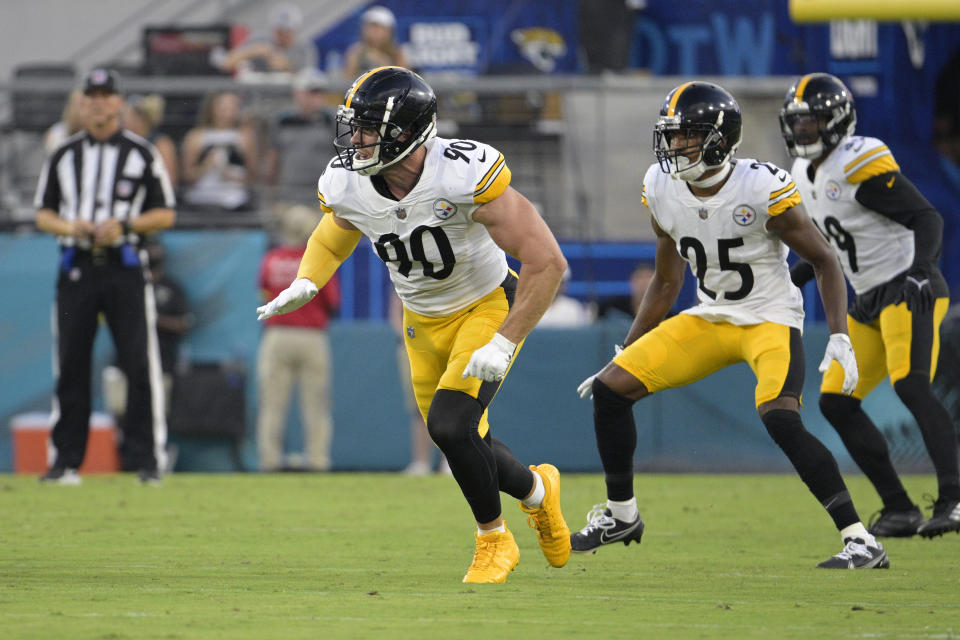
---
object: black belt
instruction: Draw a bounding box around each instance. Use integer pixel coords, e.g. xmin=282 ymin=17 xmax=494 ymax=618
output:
xmin=61 ymin=245 xmax=140 ymax=270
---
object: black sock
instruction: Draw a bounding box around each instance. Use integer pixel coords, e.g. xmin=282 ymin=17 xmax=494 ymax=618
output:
xmin=819 ymin=393 xmax=913 ymax=511
xmin=895 ymin=374 xmax=960 ymax=501
xmin=592 ymin=378 xmax=637 ymax=502
xmin=761 ymin=409 xmax=860 ymax=530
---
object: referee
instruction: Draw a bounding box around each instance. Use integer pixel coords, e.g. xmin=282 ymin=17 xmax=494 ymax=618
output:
xmin=34 ymin=69 xmax=176 ymax=485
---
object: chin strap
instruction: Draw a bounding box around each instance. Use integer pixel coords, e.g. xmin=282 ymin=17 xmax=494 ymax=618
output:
xmin=689 ymin=162 xmax=732 ymax=188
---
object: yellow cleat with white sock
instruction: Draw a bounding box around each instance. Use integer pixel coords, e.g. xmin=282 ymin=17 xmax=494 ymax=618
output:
xmin=462 ymin=523 xmax=520 ymax=583
xmin=519 ymin=463 xmax=571 ymax=568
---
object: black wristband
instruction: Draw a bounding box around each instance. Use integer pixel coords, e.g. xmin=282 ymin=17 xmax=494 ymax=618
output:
xmin=122 ymin=220 xmax=133 ymax=235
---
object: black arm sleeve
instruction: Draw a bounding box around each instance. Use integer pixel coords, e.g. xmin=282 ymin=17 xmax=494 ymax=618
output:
xmin=790 ymin=260 xmax=815 ymax=287
xmin=141 ymin=148 xmax=176 ymax=211
xmin=854 ymin=171 xmax=943 ymax=268
xmin=35 ymin=152 xmax=62 ymax=211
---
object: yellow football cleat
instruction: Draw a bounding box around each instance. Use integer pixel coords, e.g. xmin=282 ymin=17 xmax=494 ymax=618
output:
xmin=519 ymin=463 xmax=572 ymax=568
xmin=462 ymin=523 xmax=520 ymax=584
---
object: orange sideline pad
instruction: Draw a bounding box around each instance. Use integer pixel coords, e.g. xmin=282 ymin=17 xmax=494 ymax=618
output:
xmin=11 ymin=412 xmax=120 ymax=473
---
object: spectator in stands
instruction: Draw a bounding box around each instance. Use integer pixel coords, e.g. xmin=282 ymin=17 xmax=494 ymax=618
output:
xmin=537 ymin=267 xmax=593 ymax=327
xmin=342 ymin=5 xmax=409 ymax=79
xmin=578 ymin=0 xmax=645 ymax=74
xmin=263 ymin=68 xmax=337 ymax=210
xmin=256 ymin=205 xmax=339 ymax=472
xmin=181 ymin=91 xmax=257 ymax=211
xmin=123 ymin=94 xmax=178 ymax=188
xmin=596 ymin=261 xmax=655 ymax=319
xmin=219 ymin=2 xmax=317 ymax=76
xmin=103 ymin=237 xmax=193 ymax=470
xmin=43 ymin=89 xmax=88 ymax=152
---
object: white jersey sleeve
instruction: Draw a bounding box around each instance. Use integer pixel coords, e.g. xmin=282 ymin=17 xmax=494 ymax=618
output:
xmin=315 ymin=138 xmax=512 ymax=317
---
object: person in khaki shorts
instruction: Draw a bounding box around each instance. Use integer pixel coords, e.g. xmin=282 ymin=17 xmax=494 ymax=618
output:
xmin=256 ymin=205 xmax=339 ymax=471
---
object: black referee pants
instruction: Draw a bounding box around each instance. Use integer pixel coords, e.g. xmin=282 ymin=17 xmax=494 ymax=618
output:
xmin=52 ymin=252 xmax=162 ymax=471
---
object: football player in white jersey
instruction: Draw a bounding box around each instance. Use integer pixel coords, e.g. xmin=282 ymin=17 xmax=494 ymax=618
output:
xmin=782 ymin=73 xmax=959 ymax=538
xmin=256 ymin=67 xmax=571 ymax=583
xmin=572 ymin=81 xmax=889 ymax=569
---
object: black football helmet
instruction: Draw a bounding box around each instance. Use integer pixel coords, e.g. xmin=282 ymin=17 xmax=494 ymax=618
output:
xmin=653 ymin=82 xmax=742 ymax=182
xmin=334 ymin=66 xmax=437 ymax=175
xmin=779 ymin=73 xmax=856 ymax=160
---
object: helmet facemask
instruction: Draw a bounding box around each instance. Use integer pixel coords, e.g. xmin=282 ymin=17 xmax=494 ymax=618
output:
xmin=654 ymin=111 xmax=735 ymax=182
xmin=779 ymin=98 xmax=856 ymax=160
xmin=334 ymin=97 xmax=437 ymax=176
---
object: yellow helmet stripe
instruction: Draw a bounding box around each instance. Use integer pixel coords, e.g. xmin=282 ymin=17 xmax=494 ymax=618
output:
xmin=344 ymin=66 xmax=404 ymax=108
xmin=794 ymin=74 xmax=815 ymax=102
xmin=667 ymin=82 xmax=695 ymax=116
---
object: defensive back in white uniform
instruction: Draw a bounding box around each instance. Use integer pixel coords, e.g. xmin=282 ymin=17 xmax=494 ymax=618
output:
xmin=792 ymin=135 xmax=912 ymax=294
xmin=642 ymin=158 xmax=804 ymax=329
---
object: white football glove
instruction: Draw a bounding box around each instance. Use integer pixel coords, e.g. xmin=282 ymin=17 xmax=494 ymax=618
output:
xmin=819 ymin=333 xmax=859 ymax=395
xmin=256 ymin=278 xmax=318 ymax=321
xmin=462 ymin=333 xmax=517 ymax=382
xmin=577 ymin=344 xmax=624 ymax=399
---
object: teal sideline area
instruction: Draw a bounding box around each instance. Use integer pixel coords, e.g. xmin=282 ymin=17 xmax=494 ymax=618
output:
xmin=0 ymin=230 xmax=921 ymax=474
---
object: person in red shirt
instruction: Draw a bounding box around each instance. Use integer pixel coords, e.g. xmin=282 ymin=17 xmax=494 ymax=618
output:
xmin=257 ymin=205 xmax=340 ymax=471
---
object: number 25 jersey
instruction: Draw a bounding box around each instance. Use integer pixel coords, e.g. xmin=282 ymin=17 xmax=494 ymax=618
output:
xmin=316 ymin=137 xmax=512 ymax=317
xmin=642 ymin=159 xmax=805 ymax=330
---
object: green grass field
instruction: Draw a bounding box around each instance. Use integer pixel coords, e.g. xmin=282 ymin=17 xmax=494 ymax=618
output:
xmin=1 ymin=472 xmax=957 ymax=639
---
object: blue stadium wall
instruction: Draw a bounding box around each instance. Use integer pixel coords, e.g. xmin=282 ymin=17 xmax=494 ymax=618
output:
xmin=0 ymin=230 xmax=922 ymax=474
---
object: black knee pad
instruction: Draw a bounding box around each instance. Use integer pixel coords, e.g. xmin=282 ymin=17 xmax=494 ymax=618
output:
xmin=893 ymin=373 xmax=933 ymax=408
xmin=819 ymin=392 xmax=861 ymax=427
xmin=426 ymin=389 xmax=483 ymax=450
xmin=761 ymin=408 xmax=806 ymax=450
xmin=592 ymin=378 xmax=634 ymax=412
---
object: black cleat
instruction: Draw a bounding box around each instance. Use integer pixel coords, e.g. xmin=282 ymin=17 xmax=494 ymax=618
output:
xmin=917 ymin=498 xmax=960 ymax=538
xmin=138 ymin=468 xmax=162 ymax=486
xmin=570 ymin=504 xmax=644 ymax=554
xmin=817 ymin=537 xmax=889 ymax=569
xmin=867 ymin=506 xmax=924 ymax=538
xmin=39 ymin=466 xmax=81 ymax=485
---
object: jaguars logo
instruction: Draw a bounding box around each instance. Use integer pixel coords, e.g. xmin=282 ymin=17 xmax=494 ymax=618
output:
xmin=732 ymin=204 xmax=756 ymax=226
xmin=433 ymin=199 xmax=457 ymax=220
xmin=510 ymin=27 xmax=567 ymax=73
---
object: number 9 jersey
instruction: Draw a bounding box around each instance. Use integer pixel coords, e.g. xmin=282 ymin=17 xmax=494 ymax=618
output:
xmin=642 ymin=158 xmax=805 ymax=330
xmin=316 ymin=136 xmax=512 ymax=317
xmin=790 ymin=136 xmax=911 ymax=295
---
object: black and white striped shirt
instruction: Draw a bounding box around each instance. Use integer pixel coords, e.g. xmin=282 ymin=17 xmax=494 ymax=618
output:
xmin=35 ymin=129 xmax=176 ymax=247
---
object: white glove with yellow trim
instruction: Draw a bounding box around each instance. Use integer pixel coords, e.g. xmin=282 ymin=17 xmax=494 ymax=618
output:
xmin=462 ymin=333 xmax=516 ymax=382
xmin=819 ymin=333 xmax=859 ymax=395
xmin=257 ymin=278 xmax=318 ymax=321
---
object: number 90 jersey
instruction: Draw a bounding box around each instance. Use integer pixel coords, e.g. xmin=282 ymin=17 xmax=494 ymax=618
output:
xmin=316 ymin=137 xmax=512 ymax=317
xmin=642 ymin=158 xmax=805 ymax=330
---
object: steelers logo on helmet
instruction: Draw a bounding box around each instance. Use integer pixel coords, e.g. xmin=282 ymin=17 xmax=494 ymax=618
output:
xmin=654 ymin=82 xmax=742 ymax=184
xmin=334 ymin=66 xmax=438 ymax=176
xmin=779 ymin=73 xmax=856 ymax=160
